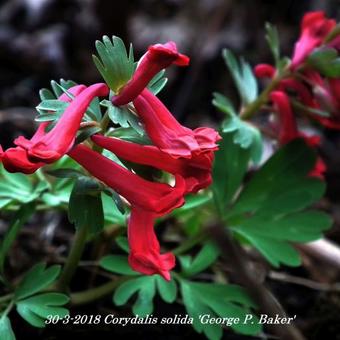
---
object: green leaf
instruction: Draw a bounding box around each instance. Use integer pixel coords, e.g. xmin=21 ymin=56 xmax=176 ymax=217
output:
xmin=115 ymin=236 xmax=129 ymax=252
xmin=179 ymin=242 xmax=219 ymax=277
xmin=265 ymin=22 xmax=280 ymax=65
xmin=172 ymin=193 xmax=211 ymax=217
xmin=212 ymin=132 xmax=251 ymax=214
xmin=68 ymin=177 xmax=104 ymax=235
xmin=155 ymin=276 xmax=177 ymax=303
xmin=93 ymin=36 xmax=134 ymax=93
xmin=102 ymin=193 xmax=126 ymax=226
xmin=101 ymin=100 xmax=144 ymax=135
xmin=227 ymin=140 xmax=332 ymax=267
xmin=212 ymin=94 xmax=262 ymax=163
xmin=113 ymin=275 xmax=177 ymax=316
xmin=113 ymin=276 xmax=156 ymax=317
xmin=75 ymin=126 xmax=102 ymax=144
xmin=0 ymin=202 xmax=36 ymax=273
xmin=212 ymin=92 xmax=236 ymax=117
xmin=47 ymin=168 xmax=83 ymax=179
xmin=15 ymin=263 xmax=61 ymax=300
xmin=36 ymin=100 xmax=68 ymax=117
xmin=0 ymin=316 xmax=16 ymax=340
xmin=0 ymin=165 xmax=44 ymax=204
xmin=103 ymin=188 xmax=125 ymax=214
xmin=180 ymin=280 xmax=261 ymax=339
xmin=37 ymin=79 xmax=102 ymax=123
xmin=100 ymin=255 xmax=138 ymax=275
xmin=222 ymin=49 xmax=258 ymax=105
xmin=16 ymin=293 xmax=69 ymax=328
xmin=307 ymin=47 xmax=340 ymax=78
xmin=148 ymin=69 xmax=168 ymax=95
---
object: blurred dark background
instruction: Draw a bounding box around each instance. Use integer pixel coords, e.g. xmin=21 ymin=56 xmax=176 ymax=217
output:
xmin=0 ymin=0 xmax=339 ymax=146
xmin=1 ymin=1 xmax=340 ymax=339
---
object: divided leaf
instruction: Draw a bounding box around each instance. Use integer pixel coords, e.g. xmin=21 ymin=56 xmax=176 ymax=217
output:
xmin=37 ymin=79 xmax=103 ymax=123
xmin=179 ymin=242 xmax=219 ymax=277
xmin=16 ymin=293 xmax=69 ymax=328
xmin=15 ymin=263 xmax=61 ymax=300
xmin=222 ymin=49 xmax=258 ymax=105
xmin=212 ymin=94 xmax=262 ymax=163
xmin=101 ymin=99 xmax=144 ymax=135
xmin=113 ymin=275 xmax=177 ymax=317
xmin=93 ymin=36 xmax=134 ymax=93
xmin=0 ymin=165 xmax=46 ymax=205
xmin=100 ymin=255 xmax=138 ymax=276
xmin=226 ymin=140 xmax=332 ymax=267
xmin=180 ymin=280 xmax=261 ymax=340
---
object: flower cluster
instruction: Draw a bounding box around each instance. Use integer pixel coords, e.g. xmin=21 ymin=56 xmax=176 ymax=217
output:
xmin=254 ymin=11 xmax=340 ymax=178
xmin=0 ymin=41 xmax=220 ymax=281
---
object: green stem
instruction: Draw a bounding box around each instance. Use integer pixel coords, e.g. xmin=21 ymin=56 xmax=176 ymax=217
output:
xmin=92 ymin=111 xmax=110 ymax=153
xmin=0 ymin=300 xmax=14 ymax=321
xmin=0 ymin=294 xmax=13 ymax=305
xmin=240 ymin=69 xmax=290 ymax=120
xmin=70 ymin=277 xmax=129 ymax=306
xmin=57 ymin=225 xmax=89 ymax=292
xmin=100 ymin=111 xmax=111 ymax=132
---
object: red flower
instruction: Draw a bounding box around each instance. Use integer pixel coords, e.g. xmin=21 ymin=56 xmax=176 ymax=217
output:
xmin=92 ymin=134 xmax=214 ymax=193
xmin=128 ymin=207 xmax=175 ymax=281
xmin=133 ymin=89 xmax=221 ymax=159
xmin=291 ymin=11 xmax=336 ymax=69
xmin=68 ymin=144 xmax=186 ymax=215
xmin=270 ymin=91 xmax=325 ymax=178
xmin=254 ymin=64 xmax=276 ymax=78
xmin=113 ymin=42 xmax=189 ymax=106
xmin=15 ymin=83 xmax=108 ymax=163
xmin=68 ymin=144 xmax=186 ymax=280
xmin=0 ymin=84 xmax=103 ymax=173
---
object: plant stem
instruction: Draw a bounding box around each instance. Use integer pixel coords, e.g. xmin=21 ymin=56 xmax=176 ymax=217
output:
xmin=0 ymin=293 xmax=13 ymax=305
xmin=240 ymin=69 xmax=289 ymax=120
xmin=70 ymin=277 xmax=129 ymax=306
xmin=57 ymin=225 xmax=89 ymax=292
xmin=0 ymin=300 xmax=14 ymax=321
xmin=100 ymin=111 xmax=111 ymax=132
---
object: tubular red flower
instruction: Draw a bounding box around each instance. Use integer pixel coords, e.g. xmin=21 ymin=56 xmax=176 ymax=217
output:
xmin=15 ymin=83 xmax=109 ymax=163
xmin=113 ymin=42 xmax=189 ymax=106
xmin=278 ymin=78 xmax=315 ymax=107
xmin=291 ymin=11 xmax=336 ymax=69
xmin=128 ymin=207 xmax=175 ymax=281
xmin=270 ymin=91 xmax=299 ymax=144
xmin=297 ymin=71 xmax=340 ymax=129
xmin=68 ymin=144 xmax=186 ymax=215
xmin=0 ymin=84 xmax=99 ymax=173
xmin=270 ymin=91 xmax=325 ymax=178
xmin=254 ymin=64 xmax=276 ymax=78
xmin=0 ymin=146 xmax=44 ymax=174
xmin=68 ymin=144 xmax=186 ymax=280
xmin=92 ymin=134 xmax=213 ymax=193
xmin=133 ymin=89 xmax=221 ymax=159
